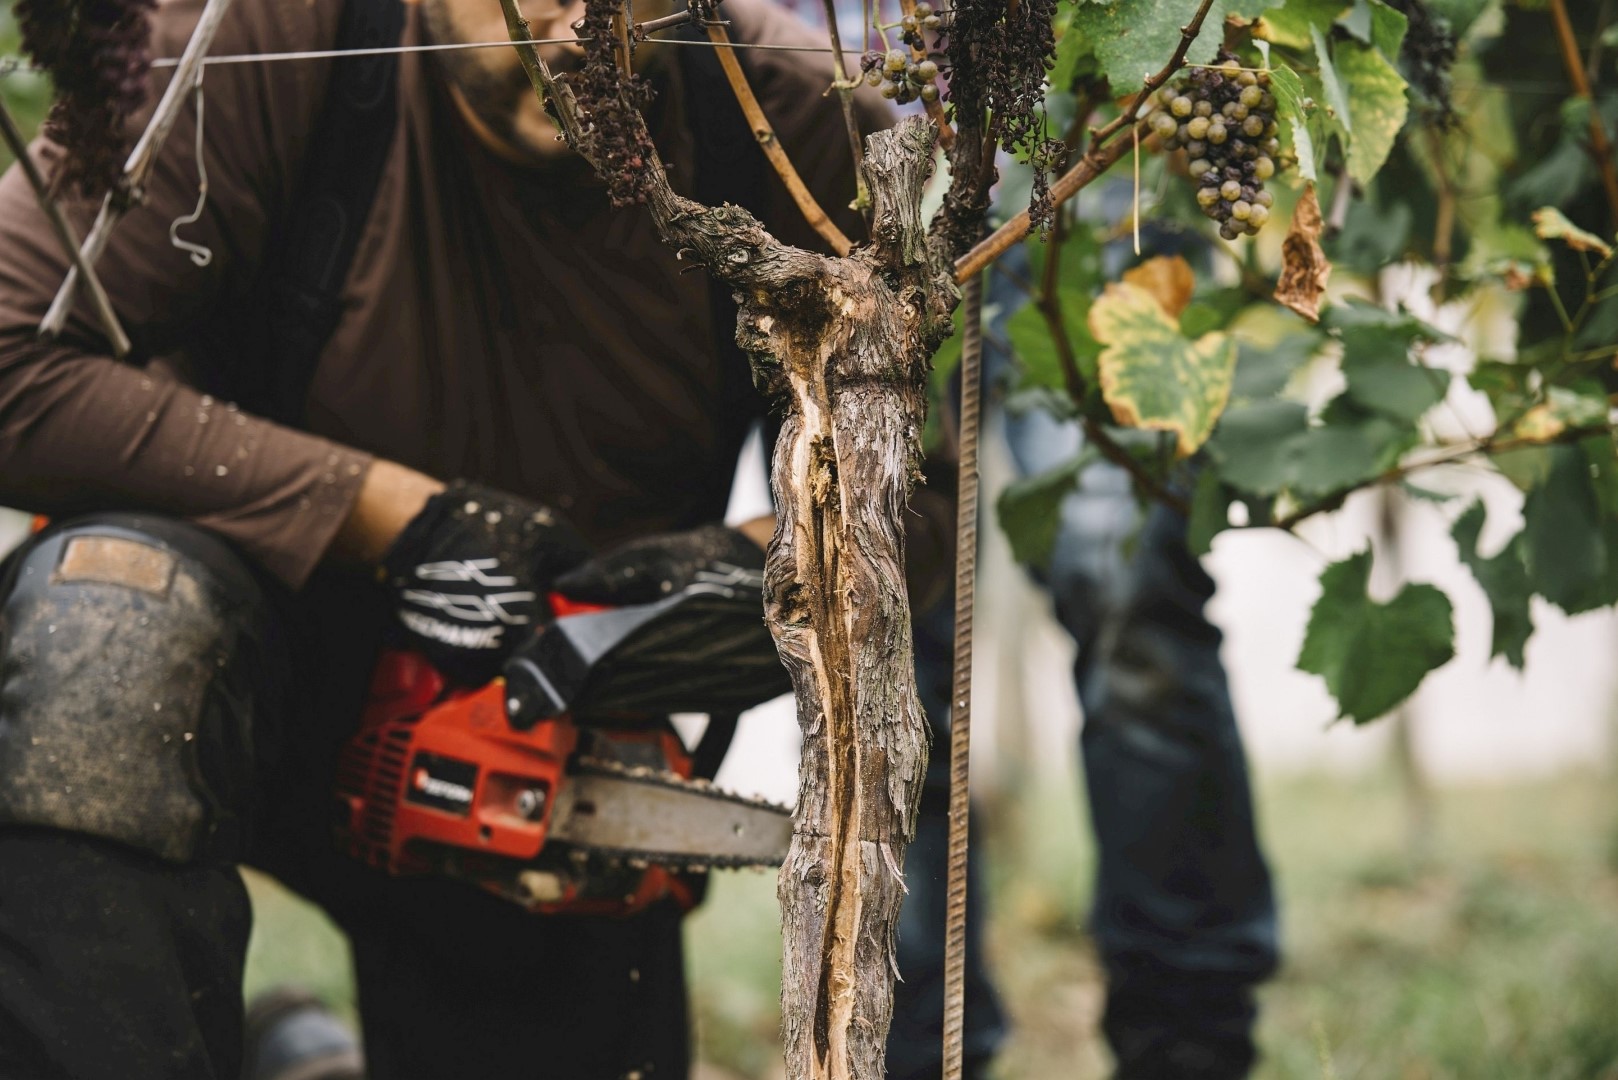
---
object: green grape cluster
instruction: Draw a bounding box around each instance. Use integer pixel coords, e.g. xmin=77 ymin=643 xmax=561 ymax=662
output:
xmin=899 ymin=0 xmax=944 ymax=45
xmin=860 ymin=15 xmax=943 ymax=107
xmin=1148 ymin=54 xmax=1281 ymax=239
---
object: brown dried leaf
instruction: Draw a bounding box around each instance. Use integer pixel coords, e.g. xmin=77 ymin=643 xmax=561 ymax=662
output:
xmin=1275 ymin=185 xmax=1331 ymax=323
xmin=1121 ymin=255 xmax=1196 ymax=319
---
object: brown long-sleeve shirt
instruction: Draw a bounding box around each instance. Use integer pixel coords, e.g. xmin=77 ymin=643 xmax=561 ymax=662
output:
xmin=0 ymin=0 xmax=888 ymax=589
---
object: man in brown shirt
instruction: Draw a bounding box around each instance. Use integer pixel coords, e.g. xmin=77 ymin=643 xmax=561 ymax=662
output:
xmin=0 ymin=1 xmax=911 ymax=1077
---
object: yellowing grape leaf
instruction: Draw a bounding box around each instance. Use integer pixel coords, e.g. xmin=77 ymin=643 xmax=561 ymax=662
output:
xmin=1089 ymin=282 xmax=1238 ymax=457
xmin=1122 ymin=255 xmax=1196 ymax=318
xmin=1531 ymin=207 xmax=1614 ymax=257
xmin=1334 ymin=39 xmax=1408 ymax=183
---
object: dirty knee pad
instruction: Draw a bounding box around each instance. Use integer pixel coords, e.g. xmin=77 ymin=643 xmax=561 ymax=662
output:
xmin=0 ymin=515 xmax=287 ymax=864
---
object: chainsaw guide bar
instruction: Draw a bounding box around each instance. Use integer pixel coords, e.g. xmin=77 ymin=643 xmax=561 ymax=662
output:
xmin=549 ymin=757 xmax=794 ymax=871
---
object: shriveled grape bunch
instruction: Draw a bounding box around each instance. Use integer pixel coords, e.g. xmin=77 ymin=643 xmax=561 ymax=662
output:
xmin=858 ymin=3 xmax=943 ymax=107
xmin=562 ymin=0 xmax=662 ymax=207
xmin=1149 ymin=54 xmax=1281 ymax=240
xmin=16 ymin=0 xmax=157 ymax=197
xmin=1389 ymin=0 xmax=1458 ymax=128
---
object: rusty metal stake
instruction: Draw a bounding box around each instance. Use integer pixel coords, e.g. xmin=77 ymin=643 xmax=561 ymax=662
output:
xmin=942 ymin=269 xmax=983 ymax=1079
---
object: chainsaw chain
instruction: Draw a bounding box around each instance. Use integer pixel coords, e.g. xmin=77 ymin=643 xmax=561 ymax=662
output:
xmin=561 ymin=756 xmax=793 ymax=872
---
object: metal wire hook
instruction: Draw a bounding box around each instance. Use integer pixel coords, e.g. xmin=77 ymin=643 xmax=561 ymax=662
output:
xmin=168 ymin=72 xmax=213 ymax=268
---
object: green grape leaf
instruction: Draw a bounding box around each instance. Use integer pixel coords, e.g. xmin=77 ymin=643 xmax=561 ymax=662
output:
xmin=1452 ymin=501 xmax=1534 ymax=669
xmin=1207 ymin=398 xmax=1409 ymax=497
xmin=1227 ymin=0 xmax=1287 ymax=17
xmin=1188 ymin=469 xmax=1234 ymax=556
xmin=1426 ymin=0 xmax=1489 ymax=37
xmin=1338 ymin=0 xmax=1373 ymax=41
xmin=1367 ymin=0 xmax=1409 ymax=58
xmin=1289 ymin=408 xmax=1408 ymax=495
xmin=996 ymin=456 xmax=1087 ymax=567
xmin=1341 ymin=358 xmax=1448 ymax=422
xmin=1258 ymin=0 xmax=1350 ymax=48
xmin=1269 ymin=64 xmax=1318 ymax=182
xmin=1232 ymin=329 xmax=1323 ymax=399
xmin=1311 ymin=25 xmax=1354 ymax=134
xmin=1522 ymin=443 xmax=1618 ymax=614
xmin=1334 ymin=40 xmax=1409 ymax=183
xmin=1339 ymin=0 xmax=1408 ymax=59
xmin=1323 ymin=298 xmax=1447 ymax=345
xmin=1297 ymin=548 xmax=1456 ymax=723
xmin=1507 ymin=384 xmax=1612 ymax=443
xmin=1089 ymin=283 xmax=1238 ymax=457
xmin=1178 ymin=286 xmax=1251 ymax=339
xmin=1068 ymin=0 xmax=1234 ymax=95
xmin=1492 ymin=446 xmax=1554 ymax=492
xmin=1325 ymin=302 xmax=1449 ymax=422
xmin=1006 ymin=292 xmax=1097 ymax=391
xmin=1530 ymin=206 xmax=1614 ymax=258
xmin=1050 ymin=3 xmax=1101 ymax=94
xmin=1207 ymin=399 xmax=1310 ymax=494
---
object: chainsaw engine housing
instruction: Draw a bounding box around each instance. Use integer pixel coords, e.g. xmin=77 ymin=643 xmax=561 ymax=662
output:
xmin=333 ymin=648 xmax=698 ymax=916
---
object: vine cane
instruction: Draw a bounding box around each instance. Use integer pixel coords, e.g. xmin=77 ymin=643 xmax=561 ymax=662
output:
xmin=942 ymin=269 xmax=983 ymax=1080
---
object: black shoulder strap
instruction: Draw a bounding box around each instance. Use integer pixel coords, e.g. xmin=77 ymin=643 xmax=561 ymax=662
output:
xmin=248 ymin=0 xmax=406 ymax=426
xmin=673 ymin=32 xmax=770 ymax=771
xmin=675 ymin=21 xmax=769 ymax=218
xmin=675 ymin=20 xmax=773 ymax=515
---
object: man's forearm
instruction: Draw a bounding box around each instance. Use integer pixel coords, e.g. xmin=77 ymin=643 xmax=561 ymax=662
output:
xmin=736 ymin=513 xmax=774 ymax=550
xmin=329 ymin=459 xmax=445 ymax=567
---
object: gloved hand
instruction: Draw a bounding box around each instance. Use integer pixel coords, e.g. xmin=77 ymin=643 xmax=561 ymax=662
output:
xmin=552 ymin=523 xmax=765 ymax=606
xmin=382 ymin=480 xmax=591 ymax=683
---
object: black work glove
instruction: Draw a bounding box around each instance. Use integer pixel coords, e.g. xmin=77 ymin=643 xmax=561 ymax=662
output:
xmin=509 ymin=524 xmax=784 ymax=725
xmin=383 ymin=480 xmax=591 ymax=683
xmin=552 ymin=523 xmax=765 ymax=606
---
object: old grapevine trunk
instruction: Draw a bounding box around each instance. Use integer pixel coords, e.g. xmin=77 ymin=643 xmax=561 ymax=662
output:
xmin=747 ymin=122 xmax=954 ymax=1080
xmin=532 ymin=35 xmax=956 ymax=1061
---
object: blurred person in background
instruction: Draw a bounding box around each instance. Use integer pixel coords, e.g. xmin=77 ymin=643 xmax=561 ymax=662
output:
xmin=887 ymin=192 xmax=1279 ymax=1080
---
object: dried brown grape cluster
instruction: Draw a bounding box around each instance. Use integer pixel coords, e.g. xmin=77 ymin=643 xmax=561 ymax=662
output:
xmin=17 ymin=0 xmax=157 ymax=197
xmin=945 ymin=0 xmax=1065 ymax=231
xmin=1389 ymin=0 xmax=1457 ymax=127
xmin=1150 ymin=54 xmax=1281 ymax=240
xmin=565 ymin=0 xmax=661 ymax=207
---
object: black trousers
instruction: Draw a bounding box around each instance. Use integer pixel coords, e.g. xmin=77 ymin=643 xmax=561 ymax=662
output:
xmin=0 ymin=517 xmax=689 ymax=1080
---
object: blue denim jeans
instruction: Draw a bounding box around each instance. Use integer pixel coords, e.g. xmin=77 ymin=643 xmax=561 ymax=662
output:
xmin=1005 ymin=408 xmax=1279 ymax=1076
xmin=887 ymin=241 xmax=1278 ymax=1077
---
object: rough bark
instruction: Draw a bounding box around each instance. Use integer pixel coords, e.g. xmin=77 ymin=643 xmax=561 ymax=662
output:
xmin=622 ymin=114 xmax=954 ymax=1078
xmin=756 ymin=123 xmax=954 ymax=1080
xmin=619 ymin=115 xmax=955 ymax=1077
xmin=498 ymin=10 xmax=962 ymax=1071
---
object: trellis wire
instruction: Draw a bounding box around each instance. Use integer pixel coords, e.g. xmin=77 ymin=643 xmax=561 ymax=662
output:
xmin=145 ymin=35 xmax=841 ymax=68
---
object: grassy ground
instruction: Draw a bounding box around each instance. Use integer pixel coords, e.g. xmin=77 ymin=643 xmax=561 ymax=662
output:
xmin=244 ymin=767 xmax=1618 ymax=1079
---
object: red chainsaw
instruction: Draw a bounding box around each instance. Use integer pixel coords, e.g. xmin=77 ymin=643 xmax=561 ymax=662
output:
xmin=333 ymin=571 xmax=794 ymax=916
